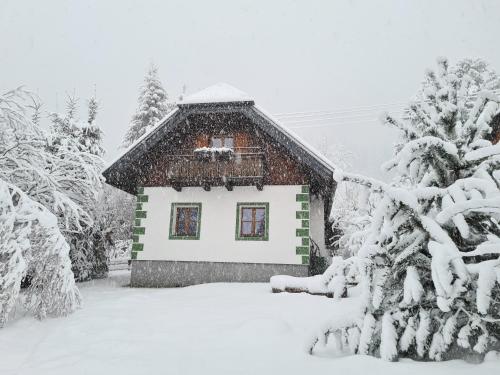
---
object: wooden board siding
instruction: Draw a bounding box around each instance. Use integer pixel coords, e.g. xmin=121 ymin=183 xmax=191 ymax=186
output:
xmin=195 ymin=134 xmax=209 ymax=148
xmin=137 ymin=112 xmax=309 ymax=188
xmin=234 ymin=132 xmax=250 ymax=151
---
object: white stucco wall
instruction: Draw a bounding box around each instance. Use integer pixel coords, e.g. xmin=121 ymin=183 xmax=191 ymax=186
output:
xmin=309 ymin=195 xmax=327 ymax=256
xmin=136 ymin=185 xmax=320 ymax=265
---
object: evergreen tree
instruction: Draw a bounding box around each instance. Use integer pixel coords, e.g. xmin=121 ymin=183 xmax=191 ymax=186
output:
xmin=122 ymin=64 xmax=175 ymax=147
xmin=80 ymin=96 xmax=105 ymax=157
xmin=310 ymin=58 xmax=500 ymax=361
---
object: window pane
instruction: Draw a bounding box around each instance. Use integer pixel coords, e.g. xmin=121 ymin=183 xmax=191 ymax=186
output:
xmin=190 ymin=207 xmax=199 ymax=222
xmin=188 ymin=219 xmax=197 ymax=235
xmin=175 ymin=207 xmax=199 ymax=237
xmin=224 ymin=137 xmax=234 ymax=149
xmin=176 ymin=208 xmax=185 ymax=235
xmin=212 ymin=137 xmax=222 ymax=148
xmin=177 ymin=208 xmax=186 ymax=222
xmin=242 ymin=208 xmax=253 ymax=221
xmin=255 ymin=219 xmax=265 ymax=236
xmin=241 ymin=221 xmax=252 ymax=235
xmin=188 ymin=208 xmax=199 ymax=235
xmin=255 ymin=208 xmax=265 ymax=221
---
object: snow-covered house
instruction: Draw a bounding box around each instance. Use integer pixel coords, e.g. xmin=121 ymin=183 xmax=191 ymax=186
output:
xmin=103 ymin=83 xmax=336 ymax=287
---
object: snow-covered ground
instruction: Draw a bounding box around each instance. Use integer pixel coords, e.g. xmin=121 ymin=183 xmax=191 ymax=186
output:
xmin=1 ymin=271 xmax=499 ymax=375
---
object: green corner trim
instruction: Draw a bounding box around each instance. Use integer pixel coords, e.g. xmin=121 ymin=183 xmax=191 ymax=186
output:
xmin=132 ymin=187 xmax=147 ymax=257
xmin=137 ymin=194 xmax=149 ymax=203
xmin=169 ymin=202 xmax=202 ymax=240
xmin=296 ymin=186 xmax=311 ymax=263
xmin=296 ymin=211 xmax=309 ymax=219
xmin=132 ymin=243 xmax=144 ymax=252
xmin=296 ymin=246 xmax=309 ymax=255
xmin=296 ymin=193 xmax=309 ymax=202
xmin=235 ymin=202 xmax=269 ymax=241
xmin=133 ymin=227 xmax=145 ymax=235
xmin=296 ymin=228 xmax=309 ymax=237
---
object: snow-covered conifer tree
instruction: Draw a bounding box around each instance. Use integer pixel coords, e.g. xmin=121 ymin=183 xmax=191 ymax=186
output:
xmin=310 ymin=58 xmax=500 ymax=361
xmin=80 ymin=96 xmax=105 ymax=157
xmin=122 ymin=64 xmax=176 ymax=147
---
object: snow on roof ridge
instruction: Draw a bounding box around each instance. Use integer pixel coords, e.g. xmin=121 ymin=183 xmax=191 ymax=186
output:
xmin=104 ymin=107 xmax=179 ymax=170
xmin=253 ymin=105 xmax=338 ymax=173
xmin=179 ymin=82 xmax=253 ymax=105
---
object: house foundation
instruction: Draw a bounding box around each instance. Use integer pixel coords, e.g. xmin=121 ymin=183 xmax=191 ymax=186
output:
xmin=131 ymin=260 xmax=308 ymax=287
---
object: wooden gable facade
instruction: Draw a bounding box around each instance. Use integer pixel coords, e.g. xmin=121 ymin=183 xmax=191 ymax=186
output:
xmin=138 ymin=111 xmax=310 ymax=191
xmin=104 ymin=100 xmax=336 ymax=204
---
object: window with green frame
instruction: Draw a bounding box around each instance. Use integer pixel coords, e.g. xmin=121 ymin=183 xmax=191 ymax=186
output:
xmin=169 ymin=203 xmax=202 ymax=240
xmin=235 ymin=202 xmax=269 ymax=241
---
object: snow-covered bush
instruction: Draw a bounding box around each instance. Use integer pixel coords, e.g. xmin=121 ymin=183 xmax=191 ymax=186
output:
xmin=0 ymin=175 xmax=81 ymax=326
xmin=0 ymin=88 xmax=95 ymax=324
xmin=330 ymin=182 xmax=374 ymax=257
xmin=310 ymin=58 xmax=500 ymax=361
xmin=48 ymin=95 xmax=106 ymax=281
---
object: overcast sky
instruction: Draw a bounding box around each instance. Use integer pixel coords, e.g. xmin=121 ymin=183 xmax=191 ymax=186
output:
xmin=1 ymin=0 xmax=499 ymax=180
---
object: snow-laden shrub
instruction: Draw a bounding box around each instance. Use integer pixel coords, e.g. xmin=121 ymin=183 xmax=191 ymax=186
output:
xmin=0 ymin=180 xmax=81 ymax=326
xmin=330 ymin=181 xmax=374 ymax=257
xmin=48 ymin=94 xmax=107 ymax=281
xmin=310 ymin=58 xmax=500 ymax=361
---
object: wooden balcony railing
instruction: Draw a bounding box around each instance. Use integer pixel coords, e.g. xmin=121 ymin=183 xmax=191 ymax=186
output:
xmin=165 ymin=148 xmax=264 ymax=190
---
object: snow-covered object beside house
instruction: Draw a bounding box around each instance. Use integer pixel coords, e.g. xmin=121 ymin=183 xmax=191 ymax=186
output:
xmin=0 ymin=179 xmax=81 ymax=326
xmin=270 ymin=256 xmax=350 ymax=297
xmin=103 ymin=83 xmax=337 ymax=287
xmin=308 ymin=58 xmax=500 ymax=361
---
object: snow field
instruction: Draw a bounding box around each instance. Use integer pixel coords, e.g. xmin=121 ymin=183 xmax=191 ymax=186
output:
xmin=0 ymin=271 xmax=499 ymax=375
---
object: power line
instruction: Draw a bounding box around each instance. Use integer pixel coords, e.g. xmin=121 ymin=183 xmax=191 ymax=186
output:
xmin=280 ymin=112 xmax=405 ymax=125
xmin=273 ymin=89 xmax=500 ymax=121
xmin=287 ymin=120 xmax=382 ymax=130
xmin=273 ymin=101 xmax=409 ymax=118
xmin=275 ymin=107 xmax=407 ymax=121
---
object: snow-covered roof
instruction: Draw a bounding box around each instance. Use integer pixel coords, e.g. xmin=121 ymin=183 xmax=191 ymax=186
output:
xmin=253 ymin=105 xmax=337 ymax=173
xmin=179 ymin=83 xmax=254 ymax=105
xmin=104 ymin=84 xmax=336 ymax=195
xmin=105 ymin=108 xmax=179 ymax=169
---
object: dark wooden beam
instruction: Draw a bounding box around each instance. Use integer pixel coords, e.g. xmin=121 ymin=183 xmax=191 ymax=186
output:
xmin=256 ymin=180 xmax=264 ymax=191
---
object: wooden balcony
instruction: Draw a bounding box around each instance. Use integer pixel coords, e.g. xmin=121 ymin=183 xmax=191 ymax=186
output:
xmin=165 ymin=147 xmax=265 ymax=191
